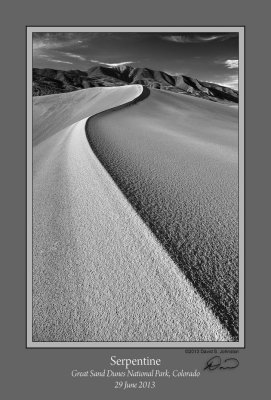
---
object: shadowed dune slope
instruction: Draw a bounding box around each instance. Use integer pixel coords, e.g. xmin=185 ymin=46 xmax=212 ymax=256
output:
xmin=86 ymin=89 xmax=239 ymax=339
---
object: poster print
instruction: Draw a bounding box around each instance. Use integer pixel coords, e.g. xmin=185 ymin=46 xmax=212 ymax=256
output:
xmin=27 ymin=27 xmax=244 ymax=347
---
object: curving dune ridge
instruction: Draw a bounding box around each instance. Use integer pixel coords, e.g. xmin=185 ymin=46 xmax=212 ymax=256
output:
xmin=33 ymin=85 xmax=235 ymax=342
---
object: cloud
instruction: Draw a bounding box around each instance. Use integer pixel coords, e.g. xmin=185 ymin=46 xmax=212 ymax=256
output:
xmin=162 ymin=35 xmax=199 ymax=43
xmin=33 ymin=36 xmax=87 ymax=63
xmin=48 ymin=59 xmax=73 ymax=65
xmin=32 ymin=32 xmax=113 ymax=52
xmin=62 ymin=52 xmax=86 ymax=61
xmin=90 ymin=59 xmax=134 ymax=67
xmin=33 ymin=39 xmax=79 ymax=51
xmin=225 ymin=59 xmax=239 ymax=69
xmin=33 ymin=33 xmax=85 ymax=57
xmin=161 ymin=33 xmax=237 ymax=43
xmin=214 ymin=74 xmax=238 ymax=90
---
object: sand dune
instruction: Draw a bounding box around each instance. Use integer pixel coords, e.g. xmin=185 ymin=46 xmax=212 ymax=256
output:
xmin=86 ymin=89 xmax=239 ymax=339
xmin=33 ymin=85 xmax=234 ymax=342
xmin=33 ymin=85 xmax=143 ymax=145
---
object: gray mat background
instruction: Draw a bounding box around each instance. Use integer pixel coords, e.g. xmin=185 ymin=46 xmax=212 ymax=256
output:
xmin=1 ymin=0 xmax=269 ymax=398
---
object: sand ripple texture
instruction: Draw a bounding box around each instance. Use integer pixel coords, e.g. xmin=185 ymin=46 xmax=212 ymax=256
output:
xmin=86 ymin=89 xmax=239 ymax=340
xmin=33 ymin=86 xmax=233 ymax=342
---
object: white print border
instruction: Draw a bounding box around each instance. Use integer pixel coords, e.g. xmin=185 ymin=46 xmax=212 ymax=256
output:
xmin=27 ymin=26 xmax=244 ymax=348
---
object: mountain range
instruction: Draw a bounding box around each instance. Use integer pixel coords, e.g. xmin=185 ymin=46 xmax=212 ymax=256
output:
xmin=33 ymin=65 xmax=238 ymax=104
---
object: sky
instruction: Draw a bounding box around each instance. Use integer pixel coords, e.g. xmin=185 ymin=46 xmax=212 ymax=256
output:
xmin=33 ymin=32 xmax=239 ymax=89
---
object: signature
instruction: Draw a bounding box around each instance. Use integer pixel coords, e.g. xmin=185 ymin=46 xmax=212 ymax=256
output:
xmin=204 ymin=356 xmax=239 ymax=371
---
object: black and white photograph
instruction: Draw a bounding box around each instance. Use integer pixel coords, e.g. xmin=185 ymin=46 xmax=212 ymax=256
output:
xmin=27 ymin=27 xmax=244 ymax=346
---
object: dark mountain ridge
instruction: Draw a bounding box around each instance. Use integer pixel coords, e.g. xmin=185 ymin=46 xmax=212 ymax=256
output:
xmin=33 ymin=65 xmax=238 ymax=104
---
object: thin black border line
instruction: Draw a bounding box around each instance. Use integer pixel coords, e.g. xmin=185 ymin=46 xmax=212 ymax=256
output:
xmin=26 ymin=26 xmax=245 ymax=349
xmin=27 ymin=25 xmax=245 ymax=27
xmin=25 ymin=26 xmax=28 ymax=349
xmin=31 ymin=32 xmax=34 ymax=346
xmin=244 ymin=25 xmax=246 ymax=349
xmin=27 ymin=346 xmax=245 ymax=349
